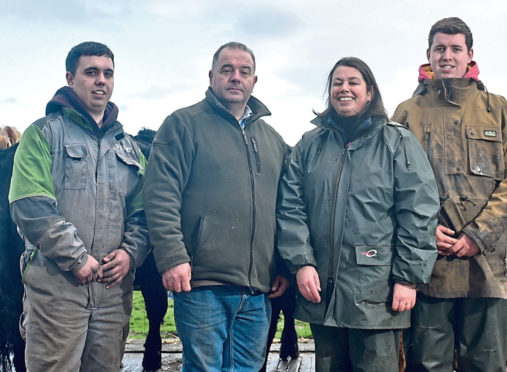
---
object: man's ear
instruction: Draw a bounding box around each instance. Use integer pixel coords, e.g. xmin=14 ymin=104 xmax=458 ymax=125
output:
xmin=66 ymin=71 xmax=74 ymax=87
xmin=467 ymin=48 xmax=474 ymax=64
xmin=208 ymin=70 xmax=213 ymax=86
xmin=426 ymin=48 xmax=431 ymax=62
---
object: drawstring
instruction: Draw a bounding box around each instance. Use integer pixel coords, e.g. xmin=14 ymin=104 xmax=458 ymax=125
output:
xmin=477 ymin=80 xmax=492 ymax=112
xmin=400 ymin=133 xmax=412 ymax=169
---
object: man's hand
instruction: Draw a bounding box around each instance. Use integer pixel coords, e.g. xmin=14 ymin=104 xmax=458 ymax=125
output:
xmin=268 ymin=275 xmax=290 ymax=299
xmin=436 ymin=225 xmax=480 ymax=258
xmin=448 ymin=233 xmax=481 ymax=258
xmin=296 ymin=265 xmax=321 ymax=303
xmin=436 ymin=225 xmax=457 ymax=256
xmin=100 ymin=249 xmax=131 ymax=289
xmin=74 ymin=255 xmax=102 ymax=285
xmin=392 ymin=282 xmax=416 ymax=312
xmin=162 ymin=263 xmax=191 ymax=292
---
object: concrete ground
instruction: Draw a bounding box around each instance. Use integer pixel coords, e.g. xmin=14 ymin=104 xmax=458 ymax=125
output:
xmin=122 ymin=339 xmax=316 ymax=372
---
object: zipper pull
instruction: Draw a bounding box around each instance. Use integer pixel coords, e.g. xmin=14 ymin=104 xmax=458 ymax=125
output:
xmin=241 ymin=129 xmax=248 ymax=145
xmin=251 ymin=137 xmax=258 ymax=153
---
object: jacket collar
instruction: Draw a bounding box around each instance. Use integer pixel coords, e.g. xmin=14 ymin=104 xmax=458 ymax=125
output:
xmin=417 ymin=61 xmax=480 ymax=82
xmin=205 ymin=87 xmax=271 ymax=127
xmin=312 ymin=114 xmax=385 ymax=147
xmin=46 ymin=86 xmax=120 ymax=135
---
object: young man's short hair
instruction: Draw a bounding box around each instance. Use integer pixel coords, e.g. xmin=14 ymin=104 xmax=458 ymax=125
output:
xmin=428 ymin=17 xmax=473 ymax=51
xmin=66 ymin=41 xmax=114 ymax=75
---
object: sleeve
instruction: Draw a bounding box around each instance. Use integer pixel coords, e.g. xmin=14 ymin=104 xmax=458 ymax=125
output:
xmin=461 ymin=99 xmax=507 ymax=252
xmin=143 ymin=114 xmax=195 ymax=274
xmin=391 ymin=103 xmax=409 ymax=125
xmin=276 ymin=139 xmax=317 ymax=275
xmin=9 ymin=124 xmax=88 ymax=273
xmin=391 ymin=129 xmax=440 ymax=284
xmin=121 ymin=147 xmax=150 ymax=268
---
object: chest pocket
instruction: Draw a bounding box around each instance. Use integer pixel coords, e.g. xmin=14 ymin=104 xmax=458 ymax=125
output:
xmin=63 ymin=144 xmax=87 ymax=190
xmin=114 ymin=145 xmax=142 ymax=197
xmin=466 ymin=127 xmax=505 ymax=180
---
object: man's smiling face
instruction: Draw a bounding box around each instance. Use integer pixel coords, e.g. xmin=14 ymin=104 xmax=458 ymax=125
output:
xmin=66 ymin=55 xmax=114 ymax=123
xmin=427 ymin=32 xmax=473 ymax=79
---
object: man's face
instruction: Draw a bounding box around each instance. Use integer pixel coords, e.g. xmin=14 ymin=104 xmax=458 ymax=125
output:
xmin=427 ymin=32 xmax=473 ymax=79
xmin=66 ymin=55 xmax=114 ymax=122
xmin=209 ymin=48 xmax=257 ymax=111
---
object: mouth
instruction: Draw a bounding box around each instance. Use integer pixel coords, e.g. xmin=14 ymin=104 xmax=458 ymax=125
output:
xmin=439 ymin=65 xmax=455 ymax=70
xmin=337 ymin=97 xmax=355 ymax=102
xmin=92 ymin=90 xmax=107 ymax=96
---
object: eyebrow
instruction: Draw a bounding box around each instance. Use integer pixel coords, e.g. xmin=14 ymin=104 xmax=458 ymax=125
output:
xmin=83 ymin=67 xmax=114 ymax=73
xmin=334 ymin=76 xmax=361 ymax=81
xmin=221 ymin=63 xmax=252 ymax=71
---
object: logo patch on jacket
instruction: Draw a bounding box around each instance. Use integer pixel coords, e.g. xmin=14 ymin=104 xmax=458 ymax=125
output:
xmin=361 ymin=249 xmax=377 ymax=258
xmin=484 ymin=130 xmax=497 ymax=137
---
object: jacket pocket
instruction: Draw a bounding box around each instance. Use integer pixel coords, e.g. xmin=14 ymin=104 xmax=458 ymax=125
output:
xmin=466 ymin=127 xmax=505 ymax=179
xmin=354 ymin=245 xmax=392 ymax=304
xmin=114 ymin=145 xmax=142 ymax=197
xmin=63 ymin=144 xmax=87 ymax=190
xmin=20 ymin=248 xmax=37 ymax=283
xmin=250 ymin=137 xmax=262 ymax=174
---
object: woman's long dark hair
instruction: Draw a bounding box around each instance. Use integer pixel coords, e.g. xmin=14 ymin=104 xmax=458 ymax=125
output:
xmin=315 ymin=57 xmax=387 ymax=120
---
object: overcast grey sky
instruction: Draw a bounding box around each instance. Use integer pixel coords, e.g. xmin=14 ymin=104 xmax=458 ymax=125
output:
xmin=1 ymin=0 xmax=506 ymax=144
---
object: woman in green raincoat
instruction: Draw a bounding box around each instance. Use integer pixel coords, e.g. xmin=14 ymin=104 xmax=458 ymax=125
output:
xmin=276 ymin=57 xmax=440 ymax=372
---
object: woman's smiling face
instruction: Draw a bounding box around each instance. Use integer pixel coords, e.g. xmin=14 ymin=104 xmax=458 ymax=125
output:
xmin=331 ymin=66 xmax=372 ymax=117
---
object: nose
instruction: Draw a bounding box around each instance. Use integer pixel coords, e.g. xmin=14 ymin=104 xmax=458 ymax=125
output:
xmin=339 ymin=82 xmax=350 ymax=92
xmin=230 ymin=69 xmax=241 ymax=81
xmin=442 ymin=49 xmax=452 ymax=60
xmin=95 ymin=72 xmax=106 ymax=84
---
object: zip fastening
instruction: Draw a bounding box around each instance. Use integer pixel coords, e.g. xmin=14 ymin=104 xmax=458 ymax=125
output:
xmin=241 ymin=128 xmax=256 ymax=289
xmin=424 ymin=128 xmax=431 ymax=156
xmin=326 ymin=147 xmax=347 ymax=306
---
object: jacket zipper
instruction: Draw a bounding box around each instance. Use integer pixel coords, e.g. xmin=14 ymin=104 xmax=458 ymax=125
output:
xmin=424 ymin=127 xmax=431 ymax=156
xmin=242 ymin=128 xmax=256 ymax=290
xmin=326 ymin=147 xmax=347 ymax=306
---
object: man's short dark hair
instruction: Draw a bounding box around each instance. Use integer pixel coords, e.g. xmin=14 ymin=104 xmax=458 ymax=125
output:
xmin=428 ymin=17 xmax=473 ymax=51
xmin=212 ymin=42 xmax=256 ymax=72
xmin=65 ymin=41 xmax=115 ymax=75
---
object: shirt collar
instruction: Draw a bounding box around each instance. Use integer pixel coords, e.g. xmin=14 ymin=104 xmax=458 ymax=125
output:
xmin=238 ymin=105 xmax=253 ymax=129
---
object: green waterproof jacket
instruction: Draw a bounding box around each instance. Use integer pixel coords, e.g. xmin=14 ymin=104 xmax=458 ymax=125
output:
xmin=277 ymin=115 xmax=439 ymax=328
xmin=144 ymin=88 xmax=288 ymax=293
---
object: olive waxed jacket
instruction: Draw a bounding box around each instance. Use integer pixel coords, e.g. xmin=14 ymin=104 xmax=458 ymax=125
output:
xmin=277 ymin=115 xmax=439 ymax=328
xmin=392 ymin=64 xmax=507 ymax=298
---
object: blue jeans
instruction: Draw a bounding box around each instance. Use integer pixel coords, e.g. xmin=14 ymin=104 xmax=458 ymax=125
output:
xmin=174 ymin=285 xmax=271 ymax=372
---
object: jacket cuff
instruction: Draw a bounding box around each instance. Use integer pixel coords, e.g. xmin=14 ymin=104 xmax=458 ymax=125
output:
xmin=70 ymin=252 xmax=89 ymax=274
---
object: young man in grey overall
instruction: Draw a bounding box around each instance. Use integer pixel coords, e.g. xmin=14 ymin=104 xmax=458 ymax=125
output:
xmin=10 ymin=41 xmax=149 ymax=371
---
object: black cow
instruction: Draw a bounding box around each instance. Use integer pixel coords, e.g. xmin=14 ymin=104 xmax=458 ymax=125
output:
xmin=0 ymin=143 xmax=26 ymax=372
xmin=133 ymin=128 xmax=168 ymax=371
xmin=260 ymin=284 xmax=299 ymax=372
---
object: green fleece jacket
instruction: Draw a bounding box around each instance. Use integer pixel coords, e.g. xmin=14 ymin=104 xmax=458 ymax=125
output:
xmin=144 ymin=88 xmax=288 ymax=293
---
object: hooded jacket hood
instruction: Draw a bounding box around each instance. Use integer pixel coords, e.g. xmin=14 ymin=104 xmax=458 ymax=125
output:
xmin=45 ymin=86 xmax=119 ymax=130
xmin=417 ymin=61 xmax=480 ymax=82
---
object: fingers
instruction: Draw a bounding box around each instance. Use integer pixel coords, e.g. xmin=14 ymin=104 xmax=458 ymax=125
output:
xmin=392 ymin=283 xmax=416 ymax=312
xmin=296 ymin=266 xmax=321 ymax=304
xmin=436 ymin=225 xmax=457 ymax=255
xmin=268 ymin=276 xmax=289 ymax=299
xmin=162 ymin=263 xmax=192 ymax=292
